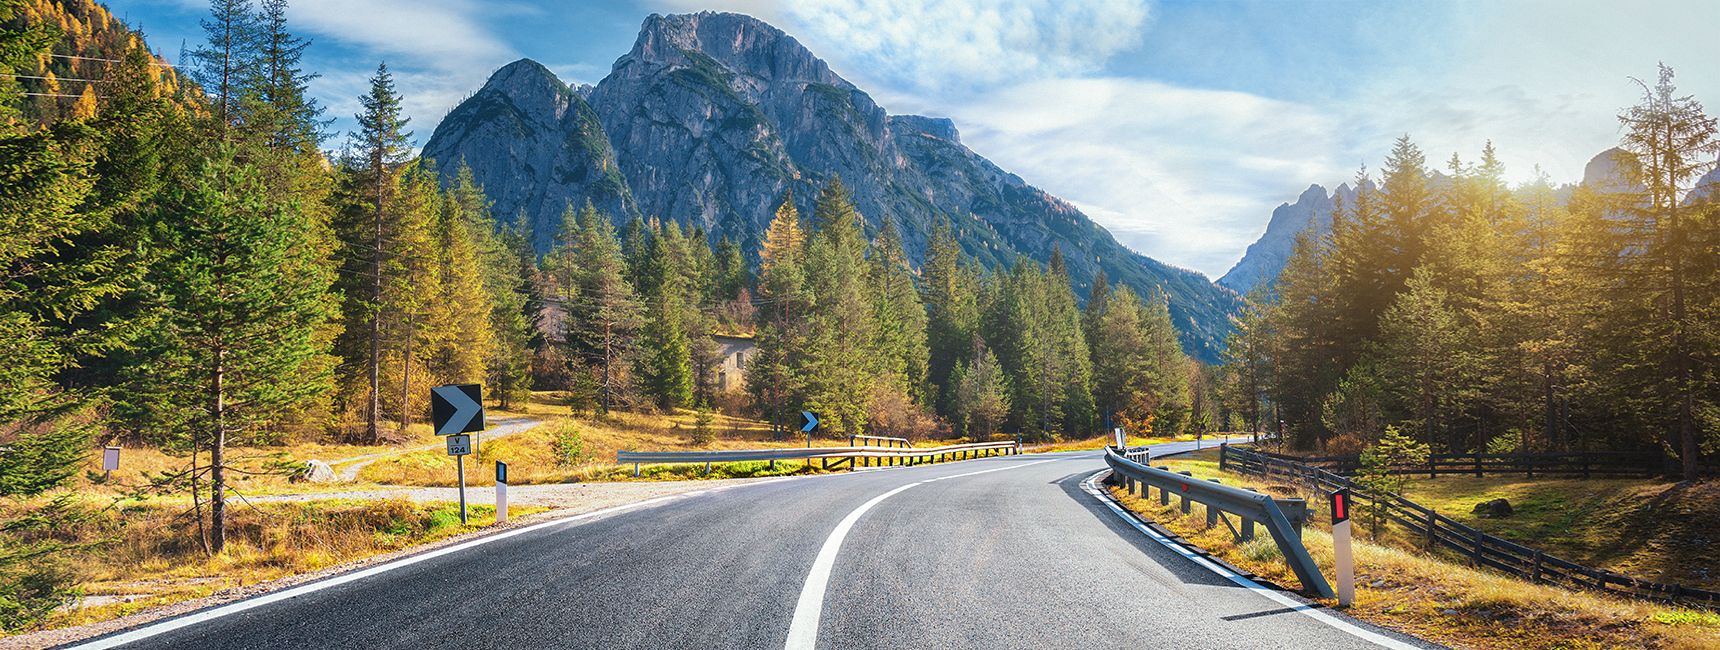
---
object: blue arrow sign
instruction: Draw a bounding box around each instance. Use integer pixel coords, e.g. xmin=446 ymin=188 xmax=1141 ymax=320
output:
xmin=801 ymin=410 xmax=819 ymax=433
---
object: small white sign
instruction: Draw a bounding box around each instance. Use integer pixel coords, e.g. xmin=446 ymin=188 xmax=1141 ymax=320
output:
xmin=102 ymin=446 xmax=121 ymax=471
xmin=446 ymin=434 xmax=472 ymax=456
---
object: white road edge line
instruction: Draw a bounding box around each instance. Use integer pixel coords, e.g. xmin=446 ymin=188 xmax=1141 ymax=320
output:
xmin=1079 ymin=471 xmax=1424 ymax=650
xmin=784 ymin=457 xmax=1062 ymax=650
xmin=63 ymin=484 xmax=753 ymax=650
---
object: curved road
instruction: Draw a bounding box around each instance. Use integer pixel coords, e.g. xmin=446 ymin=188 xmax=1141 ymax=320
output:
xmin=64 ymin=441 xmax=1437 ymax=650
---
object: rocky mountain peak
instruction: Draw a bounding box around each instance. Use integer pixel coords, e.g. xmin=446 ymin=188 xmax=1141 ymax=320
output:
xmin=479 ymin=58 xmax=575 ymax=120
xmin=1583 ymin=147 xmax=1640 ymax=191
xmin=621 ymin=12 xmax=845 ymax=89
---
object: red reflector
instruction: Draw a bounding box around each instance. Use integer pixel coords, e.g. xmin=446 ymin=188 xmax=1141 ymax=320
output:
xmin=1335 ymin=494 xmax=1346 ymax=519
xmin=1180 ymin=484 xmax=1189 ymax=492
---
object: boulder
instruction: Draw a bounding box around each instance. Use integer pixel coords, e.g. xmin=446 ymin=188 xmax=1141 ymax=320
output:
xmin=1472 ymin=498 xmax=1513 ymax=518
xmin=294 ymin=459 xmax=337 ymax=483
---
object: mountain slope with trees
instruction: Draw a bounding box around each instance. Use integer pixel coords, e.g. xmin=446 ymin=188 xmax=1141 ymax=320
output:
xmin=423 ymin=12 xmax=1242 ymax=362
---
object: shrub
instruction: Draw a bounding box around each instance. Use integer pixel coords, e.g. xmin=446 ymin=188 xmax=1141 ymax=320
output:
xmin=548 ymin=421 xmax=585 ymax=468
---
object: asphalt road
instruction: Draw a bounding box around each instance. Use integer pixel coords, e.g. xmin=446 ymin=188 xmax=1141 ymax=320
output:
xmin=66 ymin=440 xmax=1438 ymax=650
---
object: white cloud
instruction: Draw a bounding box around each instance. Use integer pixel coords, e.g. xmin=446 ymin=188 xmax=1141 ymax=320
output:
xmin=285 ymin=0 xmax=514 ymax=73
xmin=787 ymin=0 xmax=1149 ymax=91
xmin=943 ymin=77 xmax=1345 ymax=276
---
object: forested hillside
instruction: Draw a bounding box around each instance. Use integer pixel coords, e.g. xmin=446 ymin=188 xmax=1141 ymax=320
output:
xmin=0 ymin=0 xmax=1213 ymax=627
xmin=1219 ymin=66 xmax=1720 ymax=481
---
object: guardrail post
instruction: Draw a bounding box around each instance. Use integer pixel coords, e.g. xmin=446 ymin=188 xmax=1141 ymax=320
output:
xmin=633 ymin=462 xmax=640 ymax=477
xmin=1205 ymin=478 xmax=1222 ymax=527
xmin=1241 ymin=518 xmax=1255 ymax=540
xmin=1532 ymin=551 xmax=1544 ymax=583
xmin=1474 ymin=451 xmax=1483 ymax=478
xmin=1219 ymin=443 xmax=1228 ymax=472
xmin=1178 ymin=472 xmax=1192 ymax=513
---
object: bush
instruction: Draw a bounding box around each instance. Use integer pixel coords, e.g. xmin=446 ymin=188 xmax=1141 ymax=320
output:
xmin=548 ymin=421 xmax=585 ymax=468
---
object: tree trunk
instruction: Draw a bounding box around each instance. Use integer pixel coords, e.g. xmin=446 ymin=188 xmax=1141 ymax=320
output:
xmin=368 ymin=173 xmax=383 ymax=444
xmin=210 ymin=347 xmax=227 ymax=554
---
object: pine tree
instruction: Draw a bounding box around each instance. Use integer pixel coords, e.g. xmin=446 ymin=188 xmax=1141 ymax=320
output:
xmin=637 ymin=222 xmax=694 ymax=410
xmin=334 ymin=62 xmax=412 ymax=442
xmin=427 ymin=175 xmax=491 ymax=386
xmin=800 ymin=179 xmax=878 ymax=435
xmin=922 ymin=219 xmax=980 ymax=419
xmin=562 ymin=203 xmax=639 ymax=413
xmin=1610 ymin=64 xmax=1719 ymax=479
xmin=749 ymin=193 xmax=810 ymax=437
xmin=139 ymin=147 xmax=334 ymax=553
xmin=187 ymin=0 xmax=256 ymax=140
xmin=866 ymin=217 xmax=929 ymax=404
xmin=950 ymin=342 xmax=1009 ymax=438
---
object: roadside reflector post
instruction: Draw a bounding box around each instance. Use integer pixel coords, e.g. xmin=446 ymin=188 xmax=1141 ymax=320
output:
xmin=1331 ymin=488 xmax=1355 ymax=607
xmin=457 ymin=451 xmax=468 ymax=525
xmin=495 ymin=461 xmax=509 ymax=525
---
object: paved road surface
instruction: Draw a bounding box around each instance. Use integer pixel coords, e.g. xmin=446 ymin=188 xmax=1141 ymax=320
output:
xmin=65 ymin=440 xmax=1437 ymax=650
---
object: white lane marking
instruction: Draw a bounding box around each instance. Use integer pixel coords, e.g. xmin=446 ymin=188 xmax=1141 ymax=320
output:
xmin=784 ymin=457 xmax=1062 ymax=650
xmin=1080 ymin=472 xmax=1424 ymax=650
xmin=65 ymin=486 xmax=747 ymax=650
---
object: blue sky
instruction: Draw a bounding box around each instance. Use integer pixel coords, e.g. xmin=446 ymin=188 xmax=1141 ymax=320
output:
xmin=105 ymin=0 xmax=1720 ymax=278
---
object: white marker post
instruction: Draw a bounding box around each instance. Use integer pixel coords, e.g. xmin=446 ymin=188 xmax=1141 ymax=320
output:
xmin=495 ymin=461 xmax=509 ymax=525
xmin=1112 ymin=427 xmax=1126 ymax=450
xmin=1330 ymin=488 xmax=1355 ymax=607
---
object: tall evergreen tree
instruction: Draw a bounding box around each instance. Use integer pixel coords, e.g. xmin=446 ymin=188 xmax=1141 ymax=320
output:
xmin=138 ymin=147 xmax=335 ymax=553
xmin=334 ymin=62 xmax=411 ymax=442
xmin=750 ymin=193 xmax=810 ymax=437
xmin=921 ymin=219 xmax=980 ymax=419
xmin=866 ymin=217 xmax=929 ymax=405
xmin=800 ymin=179 xmax=878 ymax=435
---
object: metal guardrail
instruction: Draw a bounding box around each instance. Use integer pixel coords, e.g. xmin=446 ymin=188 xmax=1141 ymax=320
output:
xmin=618 ymin=440 xmax=1022 ymax=475
xmin=1221 ymin=444 xmax=1720 ymax=609
xmin=1103 ymin=446 xmax=1334 ymax=598
xmin=849 ymin=434 xmax=912 ymax=448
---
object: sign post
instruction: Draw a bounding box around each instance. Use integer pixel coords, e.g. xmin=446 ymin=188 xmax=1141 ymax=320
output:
xmin=1330 ymin=488 xmax=1355 ymax=607
xmin=432 ymin=384 xmax=485 ymax=526
xmin=495 ymin=461 xmax=509 ymax=525
xmin=801 ymin=411 xmax=820 ymax=470
xmin=1111 ymin=427 xmax=1126 ymax=450
xmin=102 ymin=446 xmax=120 ymax=481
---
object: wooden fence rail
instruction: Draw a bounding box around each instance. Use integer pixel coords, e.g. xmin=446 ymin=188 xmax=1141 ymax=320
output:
xmin=1220 ymin=445 xmax=1719 ymax=609
xmin=1241 ymin=448 xmax=1662 ymax=479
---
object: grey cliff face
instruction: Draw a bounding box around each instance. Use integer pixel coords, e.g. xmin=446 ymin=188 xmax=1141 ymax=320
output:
xmin=421 ymin=59 xmax=637 ymax=251
xmin=1219 ymin=183 xmax=1341 ymax=294
xmin=422 ymin=11 xmax=1242 ymax=361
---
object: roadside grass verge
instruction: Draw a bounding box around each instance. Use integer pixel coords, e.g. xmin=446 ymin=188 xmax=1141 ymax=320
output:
xmin=2 ymin=496 xmax=546 ymax=636
xmin=1105 ymin=453 xmax=1720 ymax=649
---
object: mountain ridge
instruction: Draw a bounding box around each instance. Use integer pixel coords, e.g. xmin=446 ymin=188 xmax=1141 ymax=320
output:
xmin=423 ymin=11 xmax=1242 ymax=361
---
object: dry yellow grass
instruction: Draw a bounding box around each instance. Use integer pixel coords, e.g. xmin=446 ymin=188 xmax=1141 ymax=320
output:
xmin=4 ymin=495 xmax=546 ymax=635
xmin=1106 ymin=456 xmax=1720 ymax=649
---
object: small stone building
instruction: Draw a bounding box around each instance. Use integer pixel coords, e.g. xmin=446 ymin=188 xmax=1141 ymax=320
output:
xmin=714 ymin=334 xmax=756 ymax=393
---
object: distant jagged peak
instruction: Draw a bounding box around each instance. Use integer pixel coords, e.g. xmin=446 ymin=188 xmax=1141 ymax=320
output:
xmin=620 ymin=11 xmax=847 ymax=88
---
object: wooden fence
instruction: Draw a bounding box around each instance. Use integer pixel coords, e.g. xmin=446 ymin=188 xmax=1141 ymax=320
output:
xmin=1245 ymin=448 xmax=1662 ymax=479
xmin=1220 ymin=444 xmax=1719 ymax=609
